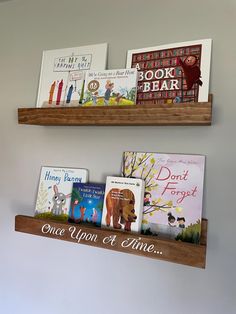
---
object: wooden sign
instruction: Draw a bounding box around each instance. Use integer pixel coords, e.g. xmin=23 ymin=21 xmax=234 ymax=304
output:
xmin=15 ymin=215 xmax=207 ymax=268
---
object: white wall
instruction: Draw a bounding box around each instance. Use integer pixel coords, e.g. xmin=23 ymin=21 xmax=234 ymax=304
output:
xmin=0 ymin=0 xmax=235 ymax=313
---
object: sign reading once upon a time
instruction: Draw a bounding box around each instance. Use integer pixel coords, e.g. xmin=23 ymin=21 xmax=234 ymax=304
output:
xmin=41 ymin=223 xmax=163 ymax=256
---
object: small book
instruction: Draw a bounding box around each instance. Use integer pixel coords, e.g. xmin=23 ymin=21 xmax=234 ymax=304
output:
xmin=36 ymin=43 xmax=108 ymax=107
xmin=122 ymin=152 xmax=205 ymax=243
xmin=68 ymin=182 xmax=105 ymax=227
xmin=101 ymin=176 xmax=145 ymax=232
xmin=35 ymin=166 xmax=88 ymax=221
xmin=126 ymin=39 xmax=212 ymax=104
xmin=82 ymin=68 xmax=138 ymax=106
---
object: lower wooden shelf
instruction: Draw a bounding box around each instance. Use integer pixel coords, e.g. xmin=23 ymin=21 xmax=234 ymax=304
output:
xmin=15 ymin=215 xmax=207 ymax=268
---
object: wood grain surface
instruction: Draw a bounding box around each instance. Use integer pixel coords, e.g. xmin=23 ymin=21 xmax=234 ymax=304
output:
xmin=18 ymin=95 xmax=212 ymax=126
xmin=15 ymin=215 xmax=207 ymax=268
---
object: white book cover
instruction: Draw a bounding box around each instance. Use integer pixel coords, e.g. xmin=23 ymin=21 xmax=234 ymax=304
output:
xmin=35 ymin=166 xmax=88 ymax=221
xmin=36 ymin=43 xmax=108 ymax=107
xmin=101 ymin=176 xmax=145 ymax=232
xmin=83 ymin=68 xmax=137 ymax=106
xmin=126 ymin=39 xmax=212 ymax=104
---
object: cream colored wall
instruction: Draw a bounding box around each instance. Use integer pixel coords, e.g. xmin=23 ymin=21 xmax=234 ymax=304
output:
xmin=0 ymin=0 xmax=235 ymax=313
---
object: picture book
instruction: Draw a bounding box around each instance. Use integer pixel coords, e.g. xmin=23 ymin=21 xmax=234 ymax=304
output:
xmin=35 ymin=166 xmax=89 ymax=221
xmin=122 ymin=152 xmax=205 ymax=243
xmin=82 ymin=68 xmax=138 ymax=106
xmin=101 ymin=176 xmax=145 ymax=232
xmin=126 ymin=39 xmax=212 ymax=104
xmin=36 ymin=43 xmax=108 ymax=107
xmin=68 ymin=182 xmax=105 ymax=227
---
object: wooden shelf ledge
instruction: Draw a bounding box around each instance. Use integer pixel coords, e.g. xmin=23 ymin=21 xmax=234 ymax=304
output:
xmin=18 ymin=95 xmax=212 ymax=126
xmin=15 ymin=215 xmax=207 ymax=268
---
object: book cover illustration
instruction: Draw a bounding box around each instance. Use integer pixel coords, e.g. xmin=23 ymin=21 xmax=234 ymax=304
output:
xmin=68 ymin=183 xmax=105 ymax=227
xmin=35 ymin=166 xmax=88 ymax=221
xmin=101 ymin=176 xmax=145 ymax=232
xmin=36 ymin=43 xmax=108 ymax=107
xmin=126 ymin=39 xmax=212 ymax=104
xmin=82 ymin=68 xmax=137 ymax=106
xmin=122 ymin=152 xmax=205 ymax=243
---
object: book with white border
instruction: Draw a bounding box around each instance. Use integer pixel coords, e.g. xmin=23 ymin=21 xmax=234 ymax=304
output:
xmin=83 ymin=68 xmax=138 ymax=106
xmin=36 ymin=43 xmax=108 ymax=107
xmin=35 ymin=166 xmax=88 ymax=221
xmin=101 ymin=176 xmax=145 ymax=232
xmin=126 ymin=39 xmax=212 ymax=104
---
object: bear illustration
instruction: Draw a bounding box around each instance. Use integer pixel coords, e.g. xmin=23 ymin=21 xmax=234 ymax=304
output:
xmin=105 ymin=188 xmax=136 ymax=231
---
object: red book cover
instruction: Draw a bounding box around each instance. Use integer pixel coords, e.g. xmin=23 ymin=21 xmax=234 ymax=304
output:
xmin=126 ymin=39 xmax=212 ymax=104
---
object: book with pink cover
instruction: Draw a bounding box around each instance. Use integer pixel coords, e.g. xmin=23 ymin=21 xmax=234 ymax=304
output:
xmin=122 ymin=152 xmax=205 ymax=243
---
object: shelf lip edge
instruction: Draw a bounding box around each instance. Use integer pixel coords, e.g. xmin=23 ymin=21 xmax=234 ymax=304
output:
xmin=15 ymin=215 xmax=207 ymax=269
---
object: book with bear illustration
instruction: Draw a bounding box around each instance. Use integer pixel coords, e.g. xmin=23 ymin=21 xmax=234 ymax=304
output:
xmin=68 ymin=182 xmax=105 ymax=226
xmin=82 ymin=68 xmax=138 ymax=106
xmin=126 ymin=39 xmax=212 ymax=104
xmin=36 ymin=43 xmax=108 ymax=107
xmin=35 ymin=166 xmax=88 ymax=221
xmin=122 ymin=152 xmax=205 ymax=243
xmin=101 ymin=176 xmax=145 ymax=232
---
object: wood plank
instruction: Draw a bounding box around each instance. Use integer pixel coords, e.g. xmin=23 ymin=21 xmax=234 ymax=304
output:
xmin=18 ymin=95 xmax=212 ymax=126
xmin=15 ymin=215 xmax=207 ymax=268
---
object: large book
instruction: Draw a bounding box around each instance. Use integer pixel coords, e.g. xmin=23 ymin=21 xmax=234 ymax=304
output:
xmin=68 ymin=182 xmax=105 ymax=227
xmin=36 ymin=43 xmax=108 ymax=107
xmin=83 ymin=68 xmax=138 ymax=106
xmin=126 ymin=39 xmax=212 ymax=104
xmin=35 ymin=166 xmax=88 ymax=221
xmin=122 ymin=152 xmax=205 ymax=243
xmin=101 ymin=176 xmax=145 ymax=232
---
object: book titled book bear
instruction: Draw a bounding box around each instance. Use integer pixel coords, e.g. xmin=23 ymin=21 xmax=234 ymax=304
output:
xmin=126 ymin=39 xmax=212 ymax=104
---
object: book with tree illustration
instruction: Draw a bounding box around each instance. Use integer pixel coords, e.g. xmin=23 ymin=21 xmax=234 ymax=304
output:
xmin=101 ymin=176 xmax=145 ymax=232
xmin=68 ymin=183 xmax=105 ymax=226
xmin=35 ymin=166 xmax=88 ymax=221
xmin=126 ymin=39 xmax=212 ymax=104
xmin=122 ymin=152 xmax=205 ymax=243
xmin=82 ymin=68 xmax=137 ymax=106
xmin=36 ymin=43 xmax=108 ymax=107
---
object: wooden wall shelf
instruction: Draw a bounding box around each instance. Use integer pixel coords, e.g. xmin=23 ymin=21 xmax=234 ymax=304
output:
xmin=18 ymin=95 xmax=212 ymax=126
xmin=15 ymin=215 xmax=207 ymax=268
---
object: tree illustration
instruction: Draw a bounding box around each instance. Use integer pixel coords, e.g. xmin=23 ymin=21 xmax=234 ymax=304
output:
xmin=96 ymin=200 xmax=103 ymax=212
xmin=35 ymin=182 xmax=48 ymax=213
xmin=70 ymin=188 xmax=83 ymax=219
xmin=123 ymin=152 xmax=183 ymax=220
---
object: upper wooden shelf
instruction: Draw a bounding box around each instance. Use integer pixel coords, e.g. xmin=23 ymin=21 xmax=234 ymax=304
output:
xmin=15 ymin=215 xmax=207 ymax=268
xmin=18 ymin=95 xmax=212 ymax=126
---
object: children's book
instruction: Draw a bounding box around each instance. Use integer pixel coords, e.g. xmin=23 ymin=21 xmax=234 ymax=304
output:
xmin=35 ymin=166 xmax=88 ymax=221
xmin=126 ymin=39 xmax=212 ymax=104
xmin=82 ymin=68 xmax=138 ymax=106
xmin=122 ymin=152 xmax=205 ymax=243
xmin=68 ymin=183 xmax=105 ymax=227
xmin=101 ymin=176 xmax=145 ymax=232
xmin=36 ymin=43 xmax=108 ymax=107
